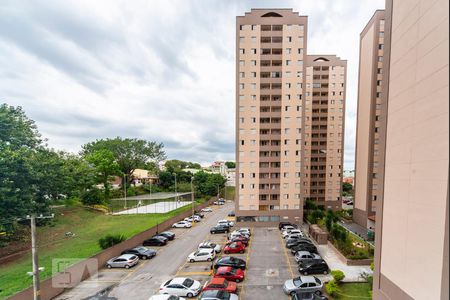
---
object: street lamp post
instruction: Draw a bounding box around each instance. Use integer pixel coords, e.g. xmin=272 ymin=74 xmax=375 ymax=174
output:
xmin=191 ymin=177 xmax=195 ymax=227
xmin=173 ymin=173 xmax=178 ymax=210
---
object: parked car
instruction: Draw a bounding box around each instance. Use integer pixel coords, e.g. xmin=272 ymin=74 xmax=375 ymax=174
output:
xmin=199 ymin=241 xmax=222 ymax=253
xmin=236 ymin=228 xmax=251 ymax=236
xmin=218 ymin=220 xmax=234 ymax=227
xmin=212 ymin=256 xmax=246 ymax=270
xmin=291 ymin=291 xmax=328 ymax=300
xmin=227 ymin=211 xmax=235 ymax=217
xmin=152 ymin=235 xmax=169 ymax=243
xmin=106 ymin=254 xmax=139 ymax=269
xmin=210 ymin=225 xmax=230 ymax=234
xmin=172 ymin=221 xmax=192 ymax=228
xmin=201 ymin=208 xmax=213 ymax=212
xmin=200 ymin=290 xmax=238 ymax=300
xmin=229 ymin=232 xmax=249 ymax=240
xmin=298 ymin=260 xmax=329 ymax=275
xmin=184 ymin=215 xmax=201 ymax=223
xmin=223 ymin=242 xmax=246 ymax=254
xmin=214 ymin=266 xmax=245 ymax=283
xmin=279 ymin=222 xmax=297 ymax=230
xmin=149 ymin=295 xmax=186 ymax=300
xmin=188 ymin=249 xmax=215 ymax=263
xmin=194 ymin=212 xmax=205 ymax=218
xmin=213 ymin=201 xmax=225 ymax=205
xmin=203 ymin=278 xmax=237 ymax=294
xmin=228 ymin=236 xmax=249 ymax=246
xmin=156 ymin=231 xmax=176 ymax=241
xmin=285 ymin=235 xmax=306 ymax=243
xmin=121 ymin=246 xmax=156 ymax=260
xmin=283 ymin=276 xmax=323 ymax=295
xmin=286 ymin=239 xmax=314 ymax=249
xmin=159 ymin=277 xmax=202 ymax=298
xmin=294 ymin=251 xmax=322 ymax=264
xmin=291 ymin=243 xmax=318 ymax=255
xmin=282 ymin=229 xmax=303 ymax=238
xmin=143 ymin=236 xmax=167 ymax=247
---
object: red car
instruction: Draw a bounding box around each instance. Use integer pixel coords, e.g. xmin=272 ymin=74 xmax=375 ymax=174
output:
xmin=224 ymin=242 xmax=246 ymax=254
xmin=229 ymin=236 xmax=249 ymax=246
xmin=214 ymin=266 xmax=245 ymax=283
xmin=203 ymin=277 xmax=238 ymax=293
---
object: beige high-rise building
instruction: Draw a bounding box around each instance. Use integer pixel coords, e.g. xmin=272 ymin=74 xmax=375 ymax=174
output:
xmin=303 ymin=55 xmax=346 ymax=210
xmin=353 ymin=10 xmax=386 ymax=229
xmin=235 ymin=9 xmax=346 ymax=226
xmin=370 ymin=0 xmax=449 ymax=299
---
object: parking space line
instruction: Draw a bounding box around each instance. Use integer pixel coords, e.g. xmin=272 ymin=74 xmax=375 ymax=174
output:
xmin=240 ymin=227 xmax=253 ymax=300
xmin=177 ymin=271 xmax=212 ymax=276
xmin=279 ymin=234 xmax=295 ymax=278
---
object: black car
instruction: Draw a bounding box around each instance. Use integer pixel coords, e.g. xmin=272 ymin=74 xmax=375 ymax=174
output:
xmin=286 ymin=239 xmax=314 ymax=249
xmin=298 ymin=260 xmax=330 ymax=275
xmin=285 ymin=236 xmax=308 ymax=244
xmin=212 ymin=256 xmax=246 ymax=270
xmin=143 ymin=236 xmax=167 ymax=246
xmin=228 ymin=211 xmax=235 ymax=217
xmin=121 ymin=246 xmax=156 ymax=260
xmin=291 ymin=243 xmax=318 ymax=254
xmin=292 ymin=291 xmax=328 ymax=300
xmin=156 ymin=231 xmax=175 ymax=241
xmin=194 ymin=212 xmax=205 ymax=218
xmin=279 ymin=222 xmax=298 ymax=230
xmin=210 ymin=225 xmax=230 ymax=234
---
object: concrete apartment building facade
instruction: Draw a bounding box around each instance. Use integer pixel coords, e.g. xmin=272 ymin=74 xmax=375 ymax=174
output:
xmin=371 ymin=0 xmax=449 ymax=299
xmin=303 ymin=55 xmax=346 ymax=210
xmin=235 ymin=9 xmax=345 ymax=226
xmin=353 ymin=10 xmax=386 ymax=228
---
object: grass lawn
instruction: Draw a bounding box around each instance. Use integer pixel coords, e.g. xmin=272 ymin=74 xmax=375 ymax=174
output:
xmin=334 ymin=282 xmax=372 ymax=299
xmin=0 ymin=199 xmax=205 ymax=299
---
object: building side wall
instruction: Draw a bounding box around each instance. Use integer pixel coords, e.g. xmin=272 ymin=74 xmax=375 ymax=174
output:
xmin=374 ymin=0 xmax=449 ymax=299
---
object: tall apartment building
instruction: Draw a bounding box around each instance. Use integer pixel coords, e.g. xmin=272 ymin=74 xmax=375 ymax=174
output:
xmin=353 ymin=10 xmax=386 ymax=229
xmin=303 ymin=55 xmax=346 ymax=210
xmin=235 ymin=9 xmax=346 ymax=226
xmin=370 ymin=0 xmax=449 ymax=299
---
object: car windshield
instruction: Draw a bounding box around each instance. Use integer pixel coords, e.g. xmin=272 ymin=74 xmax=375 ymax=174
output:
xmin=315 ymin=277 xmax=321 ymax=285
xmin=136 ymin=247 xmax=147 ymax=252
xmin=293 ymin=277 xmax=303 ymax=287
xmin=183 ymin=278 xmax=194 ymax=287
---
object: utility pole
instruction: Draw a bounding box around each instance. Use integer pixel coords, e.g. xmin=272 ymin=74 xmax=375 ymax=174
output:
xmin=26 ymin=214 xmax=54 ymax=300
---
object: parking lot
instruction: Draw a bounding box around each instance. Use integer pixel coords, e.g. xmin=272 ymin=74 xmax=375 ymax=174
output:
xmin=55 ymin=203 xmax=370 ymax=300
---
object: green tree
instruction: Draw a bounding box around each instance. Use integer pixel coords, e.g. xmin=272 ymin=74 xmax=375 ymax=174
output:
xmin=193 ymin=171 xmax=226 ymax=197
xmin=85 ymin=149 xmax=122 ymax=200
xmin=225 ymin=161 xmax=236 ymax=169
xmin=81 ymin=137 xmax=166 ymax=184
xmin=0 ymin=104 xmax=41 ymax=150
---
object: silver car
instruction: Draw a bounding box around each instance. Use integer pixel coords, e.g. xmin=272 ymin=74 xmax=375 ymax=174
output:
xmin=294 ymin=251 xmax=322 ymax=263
xmin=106 ymin=254 xmax=139 ymax=269
xmin=283 ymin=276 xmax=323 ymax=295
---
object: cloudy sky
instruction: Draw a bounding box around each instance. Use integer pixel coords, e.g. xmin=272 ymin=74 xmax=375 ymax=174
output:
xmin=0 ymin=0 xmax=384 ymax=169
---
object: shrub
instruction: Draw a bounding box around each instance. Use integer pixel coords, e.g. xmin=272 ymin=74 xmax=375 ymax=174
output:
xmin=325 ymin=279 xmax=341 ymax=297
xmin=331 ymin=270 xmax=345 ymax=283
xmin=98 ymin=234 xmax=126 ymax=249
xmin=81 ymin=188 xmax=105 ymax=205
xmin=64 ymin=197 xmax=81 ymax=207
xmin=370 ymin=262 xmax=374 ymax=271
xmin=126 ymin=186 xmax=136 ymax=197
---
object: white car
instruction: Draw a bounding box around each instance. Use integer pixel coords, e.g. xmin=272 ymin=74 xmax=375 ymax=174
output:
xmin=282 ymin=229 xmax=303 ymax=238
xmin=149 ymin=295 xmax=186 ymax=300
xmin=184 ymin=215 xmax=201 ymax=223
xmin=160 ymin=277 xmax=202 ymax=298
xmin=230 ymin=230 xmax=249 ymax=239
xmin=201 ymin=208 xmax=213 ymax=212
xmin=187 ymin=249 xmax=215 ymax=262
xmin=172 ymin=221 xmax=192 ymax=228
xmin=282 ymin=225 xmax=295 ymax=232
xmin=237 ymin=228 xmax=251 ymax=236
xmin=198 ymin=241 xmax=222 ymax=253
xmin=218 ymin=220 xmax=234 ymax=227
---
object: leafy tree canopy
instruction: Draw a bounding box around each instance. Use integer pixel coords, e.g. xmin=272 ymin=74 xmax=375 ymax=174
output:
xmin=225 ymin=161 xmax=236 ymax=169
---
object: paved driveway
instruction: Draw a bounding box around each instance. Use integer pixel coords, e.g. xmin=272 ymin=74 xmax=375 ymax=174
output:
xmin=55 ymin=203 xmax=233 ymax=300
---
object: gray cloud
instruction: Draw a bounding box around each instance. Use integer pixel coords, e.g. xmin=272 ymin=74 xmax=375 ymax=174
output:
xmin=0 ymin=0 xmax=384 ymax=168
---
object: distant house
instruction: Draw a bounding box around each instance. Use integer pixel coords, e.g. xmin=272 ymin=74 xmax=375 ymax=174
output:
xmin=131 ymin=169 xmax=159 ymax=185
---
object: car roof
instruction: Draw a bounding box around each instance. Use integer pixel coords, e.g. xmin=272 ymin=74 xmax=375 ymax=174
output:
xmin=119 ymin=254 xmax=135 ymax=259
xmin=170 ymin=277 xmax=189 ymax=284
xmin=296 ymin=251 xmax=310 ymax=255
xmin=217 ymin=266 xmax=232 ymax=272
xmin=209 ymin=277 xmax=226 ymax=284
xmin=299 ymin=276 xmax=317 ymax=283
